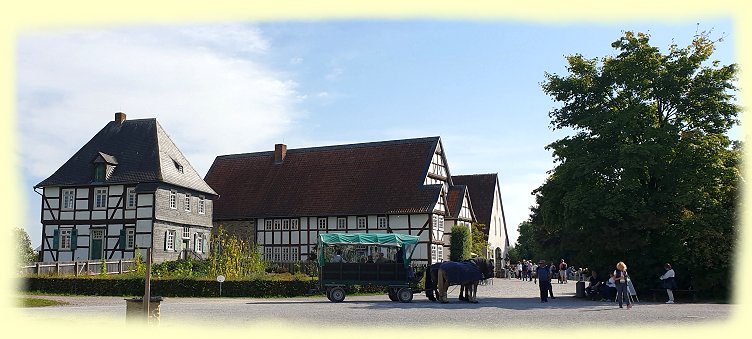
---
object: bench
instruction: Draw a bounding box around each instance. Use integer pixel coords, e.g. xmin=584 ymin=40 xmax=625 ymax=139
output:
xmin=650 ymin=288 xmax=698 ymax=302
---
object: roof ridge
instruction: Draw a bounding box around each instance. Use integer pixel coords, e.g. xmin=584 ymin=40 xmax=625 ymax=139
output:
xmin=216 ymin=136 xmax=440 ymax=159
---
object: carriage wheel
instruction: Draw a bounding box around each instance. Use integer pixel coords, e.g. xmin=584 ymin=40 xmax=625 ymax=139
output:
xmin=397 ymin=287 xmax=413 ymax=303
xmin=388 ymin=288 xmax=399 ymax=301
xmin=326 ymin=288 xmax=333 ymax=301
xmin=329 ymin=287 xmax=346 ymax=302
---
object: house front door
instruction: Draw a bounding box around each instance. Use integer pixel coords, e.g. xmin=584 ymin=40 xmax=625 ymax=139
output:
xmin=90 ymin=229 xmax=104 ymax=260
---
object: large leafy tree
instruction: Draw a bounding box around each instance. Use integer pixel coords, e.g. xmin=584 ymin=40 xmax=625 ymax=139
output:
xmin=531 ymin=31 xmax=740 ymax=298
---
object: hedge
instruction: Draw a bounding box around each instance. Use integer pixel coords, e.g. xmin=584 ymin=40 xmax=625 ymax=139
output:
xmin=21 ymin=277 xmax=390 ymax=297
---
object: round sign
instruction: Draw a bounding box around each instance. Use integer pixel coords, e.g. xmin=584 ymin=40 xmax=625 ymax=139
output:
xmin=216 ymin=275 xmax=225 ymax=283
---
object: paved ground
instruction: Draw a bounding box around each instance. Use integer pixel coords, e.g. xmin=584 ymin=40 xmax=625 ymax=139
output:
xmin=19 ymin=278 xmax=733 ymax=328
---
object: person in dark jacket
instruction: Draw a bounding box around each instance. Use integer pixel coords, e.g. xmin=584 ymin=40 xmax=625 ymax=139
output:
xmin=535 ymin=260 xmax=552 ymax=302
xmin=659 ymin=263 xmax=677 ymax=304
xmin=613 ymin=261 xmax=632 ymax=309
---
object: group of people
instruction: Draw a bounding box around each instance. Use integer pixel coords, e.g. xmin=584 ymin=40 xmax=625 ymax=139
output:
xmin=582 ymin=262 xmax=678 ymax=308
xmin=330 ymin=248 xmax=406 ymax=264
xmin=511 ymin=258 xmax=577 ymax=285
xmin=579 ymin=262 xmax=632 ymax=309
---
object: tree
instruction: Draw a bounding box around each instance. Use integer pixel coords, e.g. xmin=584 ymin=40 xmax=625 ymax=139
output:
xmin=449 ymin=225 xmax=471 ymax=261
xmin=470 ymin=223 xmax=489 ymax=258
xmin=209 ymin=225 xmax=266 ymax=279
xmin=532 ymin=31 xmax=740 ymax=298
xmin=14 ymin=227 xmax=37 ymax=265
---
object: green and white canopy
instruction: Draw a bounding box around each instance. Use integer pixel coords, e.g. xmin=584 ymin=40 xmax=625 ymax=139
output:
xmin=317 ymin=233 xmax=419 ymax=266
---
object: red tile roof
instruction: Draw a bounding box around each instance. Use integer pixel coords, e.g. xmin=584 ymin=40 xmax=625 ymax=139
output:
xmin=206 ymin=137 xmax=443 ymax=219
xmin=451 ymin=174 xmax=498 ymax=228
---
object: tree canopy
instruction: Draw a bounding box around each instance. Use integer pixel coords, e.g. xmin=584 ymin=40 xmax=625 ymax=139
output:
xmin=15 ymin=227 xmax=37 ymax=265
xmin=526 ymin=31 xmax=740 ymax=298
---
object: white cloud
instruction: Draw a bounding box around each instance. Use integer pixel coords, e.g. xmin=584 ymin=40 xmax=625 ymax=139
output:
xmin=17 ymin=24 xmax=300 ymax=177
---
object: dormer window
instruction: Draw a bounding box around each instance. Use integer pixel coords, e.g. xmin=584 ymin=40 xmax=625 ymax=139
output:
xmin=93 ymin=152 xmax=117 ymax=182
xmin=94 ymin=163 xmax=106 ymax=181
xmin=173 ymin=159 xmax=184 ymax=173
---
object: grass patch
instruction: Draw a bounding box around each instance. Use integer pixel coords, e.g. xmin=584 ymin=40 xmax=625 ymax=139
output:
xmin=18 ymin=297 xmax=70 ymax=307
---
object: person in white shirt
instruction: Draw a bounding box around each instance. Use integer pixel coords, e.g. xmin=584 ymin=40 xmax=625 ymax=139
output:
xmin=600 ymin=273 xmax=617 ymax=302
xmin=331 ymin=250 xmax=346 ymax=263
xmin=659 ymin=263 xmax=677 ymax=304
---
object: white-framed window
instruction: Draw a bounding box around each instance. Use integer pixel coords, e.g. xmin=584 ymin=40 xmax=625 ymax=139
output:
xmin=431 ymin=244 xmax=437 ymax=262
xmin=337 ymin=217 xmax=346 ymax=229
xmin=274 ymin=219 xmax=281 ymax=230
xmin=126 ymin=229 xmax=135 ymax=250
xmin=282 ymin=247 xmax=290 ymax=261
xmin=62 ymin=189 xmax=75 ymax=210
xmin=126 ymin=188 xmax=137 ymax=209
xmin=433 ymin=215 xmax=438 ymax=230
xmin=438 ymin=245 xmax=444 ymax=262
xmin=198 ymin=196 xmax=205 ymax=214
xmin=194 ymin=233 xmax=203 ymax=253
xmin=265 ymin=220 xmax=273 ymax=230
xmin=318 ymin=218 xmax=327 ymax=229
xmin=357 ymin=217 xmax=366 ymax=229
xmin=184 ymin=194 xmax=191 ymax=212
xmin=182 ymin=226 xmax=190 ymax=239
xmin=60 ymin=229 xmax=72 ymax=250
xmin=169 ymin=190 xmax=176 ymax=209
xmin=94 ymin=187 xmax=107 ymax=209
xmin=378 ymin=216 xmax=387 ymax=229
xmin=291 ymin=247 xmax=299 ymax=261
xmin=291 ymin=219 xmax=299 ymax=230
xmin=282 ymin=219 xmax=290 ymax=230
xmin=166 ymin=230 xmax=175 ymax=251
xmin=264 ymin=247 xmax=273 ymax=260
xmin=273 ymin=247 xmax=281 ymax=262
xmin=438 ymin=215 xmax=445 ymax=231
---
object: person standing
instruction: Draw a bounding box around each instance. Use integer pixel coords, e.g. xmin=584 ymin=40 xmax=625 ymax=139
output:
xmin=613 ymin=261 xmax=632 ymax=309
xmin=559 ymin=259 xmax=568 ymax=284
xmin=659 ymin=263 xmax=677 ymax=304
xmin=522 ymin=260 xmax=529 ymax=281
xmin=536 ymin=260 xmax=552 ymax=303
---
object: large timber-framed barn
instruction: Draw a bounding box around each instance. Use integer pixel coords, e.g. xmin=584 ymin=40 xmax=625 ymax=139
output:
xmin=205 ymin=136 xmax=508 ymax=266
xmin=35 ymin=113 xmax=218 ymax=263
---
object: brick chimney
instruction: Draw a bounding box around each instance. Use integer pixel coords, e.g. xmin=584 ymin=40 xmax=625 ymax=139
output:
xmin=274 ymin=144 xmax=287 ymax=164
xmin=114 ymin=112 xmax=127 ymax=124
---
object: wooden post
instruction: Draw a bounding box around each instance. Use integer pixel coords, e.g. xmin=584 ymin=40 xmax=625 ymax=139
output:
xmin=35 ymin=262 xmax=40 ymax=275
xmin=74 ymin=262 xmax=79 ymax=276
xmin=144 ymin=248 xmax=152 ymax=322
xmin=118 ymin=259 xmax=123 ymax=274
xmin=55 ymin=262 xmax=60 ymax=275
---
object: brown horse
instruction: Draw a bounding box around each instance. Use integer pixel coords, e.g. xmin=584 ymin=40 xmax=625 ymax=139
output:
xmin=425 ymin=258 xmax=494 ymax=303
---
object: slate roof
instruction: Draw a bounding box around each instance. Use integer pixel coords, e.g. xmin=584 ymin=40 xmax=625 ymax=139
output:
xmin=205 ymin=137 xmax=443 ymax=219
xmin=36 ymin=117 xmax=217 ymax=196
xmin=451 ymin=174 xmax=499 ymax=229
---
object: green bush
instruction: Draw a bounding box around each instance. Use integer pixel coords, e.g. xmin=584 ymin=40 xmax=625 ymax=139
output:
xmin=21 ymin=276 xmax=319 ymax=297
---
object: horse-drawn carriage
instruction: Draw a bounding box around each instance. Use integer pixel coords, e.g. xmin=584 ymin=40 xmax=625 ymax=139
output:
xmin=316 ymin=233 xmax=424 ymax=303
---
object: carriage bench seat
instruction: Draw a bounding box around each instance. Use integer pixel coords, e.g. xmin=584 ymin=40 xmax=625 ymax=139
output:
xmin=649 ymin=288 xmax=698 ymax=302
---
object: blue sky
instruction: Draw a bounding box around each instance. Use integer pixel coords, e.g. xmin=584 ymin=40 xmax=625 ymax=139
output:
xmin=17 ymin=19 xmax=738 ymax=248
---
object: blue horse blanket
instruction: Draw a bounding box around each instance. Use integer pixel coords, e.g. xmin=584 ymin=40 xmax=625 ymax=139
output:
xmin=440 ymin=261 xmax=483 ymax=284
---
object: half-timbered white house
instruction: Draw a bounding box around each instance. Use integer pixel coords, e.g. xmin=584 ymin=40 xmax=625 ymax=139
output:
xmin=205 ymin=137 xmax=466 ymax=266
xmin=452 ymin=173 xmax=510 ymax=270
xmin=443 ymin=184 xmax=477 ymax=260
xmin=35 ymin=113 xmax=218 ymax=263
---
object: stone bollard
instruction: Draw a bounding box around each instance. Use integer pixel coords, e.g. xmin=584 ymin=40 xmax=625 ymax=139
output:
xmin=125 ymin=296 xmax=163 ymax=325
xmin=575 ymin=281 xmax=586 ymax=298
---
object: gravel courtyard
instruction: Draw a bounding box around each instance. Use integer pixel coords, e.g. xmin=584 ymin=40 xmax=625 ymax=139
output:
xmin=19 ymin=277 xmax=734 ymax=329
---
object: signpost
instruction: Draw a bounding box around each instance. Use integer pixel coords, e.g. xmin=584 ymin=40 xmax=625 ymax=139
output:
xmin=217 ymin=275 xmax=225 ymax=297
xmin=144 ymin=247 xmax=152 ymax=322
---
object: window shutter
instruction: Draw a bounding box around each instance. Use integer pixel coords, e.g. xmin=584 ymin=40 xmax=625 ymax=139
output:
xmin=53 ymin=229 xmax=59 ymax=250
xmin=175 ymin=235 xmax=181 ymax=251
xmin=164 ymin=231 xmax=168 ymax=251
xmin=119 ymin=229 xmax=126 ymax=250
xmin=202 ymin=234 xmax=207 ymax=253
xmin=71 ymin=229 xmax=78 ymax=250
